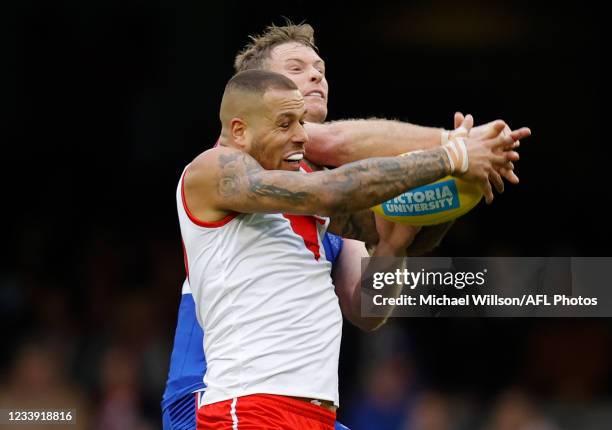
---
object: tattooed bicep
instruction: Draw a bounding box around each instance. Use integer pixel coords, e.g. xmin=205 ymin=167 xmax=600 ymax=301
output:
xmin=217 ymin=152 xmax=263 ymax=174
xmin=210 ymin=148 xmax=320 ymax=213
xmin=216 ymin=152 xmax=263 ymax=198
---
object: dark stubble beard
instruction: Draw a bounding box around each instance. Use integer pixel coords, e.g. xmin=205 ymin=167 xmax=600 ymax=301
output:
xmin=248 ymin=137 xmax=272 ymax=169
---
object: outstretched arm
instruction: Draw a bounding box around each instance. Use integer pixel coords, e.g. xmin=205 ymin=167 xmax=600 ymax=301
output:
xmin=304 ymin=114 xmax=524 ymax=186
xmin=184 ymin=124 xmax=527 ymax=222
xmin=304 ymin=119 xmax=444 ymax=167
xmin=185 ymin=145 xmax=451 ymax=221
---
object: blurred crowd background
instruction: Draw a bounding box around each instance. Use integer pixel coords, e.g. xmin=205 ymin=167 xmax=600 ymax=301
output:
xmin=2 ymin=1 xmax=609 ymax=429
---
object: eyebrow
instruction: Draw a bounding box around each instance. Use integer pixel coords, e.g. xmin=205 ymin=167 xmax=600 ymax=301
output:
xmin=276 ymin=111 xmax=307 ymax=122
xmin=285 ymin=58 xmax=326 ymax=67
xmin=276 ymin=112 xmax=295 ymax=121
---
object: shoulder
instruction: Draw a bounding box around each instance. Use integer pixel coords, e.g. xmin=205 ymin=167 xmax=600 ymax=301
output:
xmin=186 ymin=146 xmax=257 ymax=188
xmin=189 ymin=146 xmax=242 ymax=174
xmin=182 ymin=146 xmax=252 ymax=220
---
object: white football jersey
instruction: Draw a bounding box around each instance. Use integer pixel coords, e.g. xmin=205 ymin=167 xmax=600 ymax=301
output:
xmin=176 ymin=165 xmax=343 ymax=406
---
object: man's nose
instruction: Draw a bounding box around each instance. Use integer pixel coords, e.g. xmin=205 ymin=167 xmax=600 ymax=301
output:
xmin=309 ymin=67 xmax=323 ymax=83
xmin=293 ymin=124 xmax=309 ymax=144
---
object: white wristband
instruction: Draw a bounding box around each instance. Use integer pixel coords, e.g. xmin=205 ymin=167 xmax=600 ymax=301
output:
xmin=442 ymin=138 xmax=469 ymax=174
xmin=442 ymin=145 xmax=456 ymax=173
xmin=456 ymin=137 xmax=469 ymax=173
xmin=440 ymin=130 xmax=450 ymax=146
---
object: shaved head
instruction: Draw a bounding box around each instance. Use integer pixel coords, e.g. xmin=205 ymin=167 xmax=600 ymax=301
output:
xmin=218 ymin=69 xmax=308 ymax=172
xmin=225 ymin=69 xmax=298 ymax=94
xmin=220 ymin=70 xmax=298 ymax=126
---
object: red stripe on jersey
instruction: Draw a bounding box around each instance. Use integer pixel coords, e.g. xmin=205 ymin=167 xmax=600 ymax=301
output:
xmin=298 ymin=161 xmax=326 ymax=225
xmin=288 ymin=161 xmax=325 ymax=259
xmin=299 ymin=160 xmax=314 ymax=173
xmin=283 ymin=214 xmax=320 ymax=260
xmin=181 ymin=169 xmax=238 ymax=228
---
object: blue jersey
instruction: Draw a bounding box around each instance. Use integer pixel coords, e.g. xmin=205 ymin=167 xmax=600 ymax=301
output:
xmin=162 ymin=231 xmax=344 ymax=413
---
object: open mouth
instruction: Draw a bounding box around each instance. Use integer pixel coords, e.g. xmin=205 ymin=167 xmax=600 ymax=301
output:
xmin=305 ymin=91 xmax=325 ymax=99
xmin=283 ymin=152 xmax=304 ymax=165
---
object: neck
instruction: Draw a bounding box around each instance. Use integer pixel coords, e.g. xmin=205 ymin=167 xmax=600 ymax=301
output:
xmin=217 ymin=128 xmax=236 ymax=148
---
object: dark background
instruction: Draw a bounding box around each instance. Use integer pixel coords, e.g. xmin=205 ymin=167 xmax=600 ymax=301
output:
xmin=2 ymin=1 xmax=610 ymax=429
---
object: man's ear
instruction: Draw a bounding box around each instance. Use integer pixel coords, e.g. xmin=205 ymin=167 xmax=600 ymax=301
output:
xmin=230 ymin=117 xmax=249 ymax=149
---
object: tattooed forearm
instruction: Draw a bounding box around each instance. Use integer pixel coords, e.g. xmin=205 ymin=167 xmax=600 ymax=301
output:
xmin=213 ymin=147 xmax=449 ymax=216
xmin=319 ymin=148 xmax=450 ymax=215
xmin=249 ymin=178 xmax=311 ymax=202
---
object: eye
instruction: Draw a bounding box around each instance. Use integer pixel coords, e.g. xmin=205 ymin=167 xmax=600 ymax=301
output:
xmin=286 ymin=63 xmax=303 ymax=73
xmin=299 ymin=120 xmax=305 ymax=126
xmin=280 ymin=123 xmax=290 ymax=129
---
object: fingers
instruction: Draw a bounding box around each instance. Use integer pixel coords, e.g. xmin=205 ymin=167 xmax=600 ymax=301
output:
xmin=454 ymin=112 xmax=465 ymax=129
xmin=452 ymin=113 xmax=473 ymax=138
xmin=509 ymin=127 xmax=531 ymax=142
xmin=491 ymin=151 xmax=519 ymax=166
xmin=495 ymin=136 xmax=519 ymax=151
xmin=462 ymin=114 xmax=474 ymax=133
xmin=502 ymin=125 xmax=520 ymax=148
xmin=491 ymin=128 xmax=530 ymax=150
xmin=482 ymin=179 xmax=494 ymax=204
xmin=500 ymin=170 xmax=517 ymax=184
xmin=487 ymin=120 xmax=507 ymax=138
xmin=490 ymin=153 xmax=518 ymax=190
xmin=453 ymin=114 xmax=474 ymax=137
xmin=498 ymin=160 xmax=515 ymax=172
xmin=489 ymin=170 xmax=505 ymax=194
xmin=474 ymin=122 xmax=528 ymax=197
xmin=494 ymin=159 xmax=518 ymax=185
xmin=499 ymin=167 xmax=520 ymax=184
xmin=503 ymin=151 xmax=520 ymax=162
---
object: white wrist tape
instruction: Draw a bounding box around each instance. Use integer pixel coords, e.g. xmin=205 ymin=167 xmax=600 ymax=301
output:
xmin=440 ymin=130 xmax=450 ymax=146
xmin=454 ymin=126 xmax=469 ymax=137
xmin=457 ymin=138 xmax=469 ymax=173
xmin=442 ymin=144 xmax=456 ymax=173
xmin=442 ymin=138 xmax=469 ymax=174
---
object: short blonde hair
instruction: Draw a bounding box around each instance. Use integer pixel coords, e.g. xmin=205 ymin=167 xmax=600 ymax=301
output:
xmin=234 ymin=21 xmax=318 ymax=73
